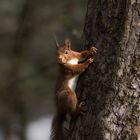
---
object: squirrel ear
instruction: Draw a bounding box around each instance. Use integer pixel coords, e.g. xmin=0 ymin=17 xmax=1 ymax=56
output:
xmin=64 ymin=38 xmax=71 ymax=50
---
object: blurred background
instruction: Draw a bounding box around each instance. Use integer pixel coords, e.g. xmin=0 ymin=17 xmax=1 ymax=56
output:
xmin=0 ymin=0 xmax=86 ymax=140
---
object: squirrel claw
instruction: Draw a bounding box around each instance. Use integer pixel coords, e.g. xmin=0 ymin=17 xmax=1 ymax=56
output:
xmin=90 ymin=47 xmax=97 ymax=53
xmin=79 ymin=101 xmax=87 ymax=115
xmin=88 ymin=58 xmax=94 ymax=64
xmin=79 ymin=101 xmax=85 ymax=107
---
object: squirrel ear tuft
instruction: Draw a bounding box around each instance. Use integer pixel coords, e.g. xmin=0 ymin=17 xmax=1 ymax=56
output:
xmin=52 ymin=33 xmax=60 ymax=49
xmin=64 ymin=38 xmax=71 ymax=50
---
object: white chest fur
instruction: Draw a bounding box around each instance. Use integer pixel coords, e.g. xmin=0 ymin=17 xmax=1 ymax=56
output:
xmin=67 ymin=58 xmax=79 ymax=65
xmin=67 ymin=58 xmax=79 ymax=91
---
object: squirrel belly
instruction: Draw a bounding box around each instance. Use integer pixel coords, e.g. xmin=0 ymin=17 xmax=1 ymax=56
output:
xmin=67 ymin=58 xmax=79 ymax=91
xmin=68 ymin=76 xmax=78 ymax=91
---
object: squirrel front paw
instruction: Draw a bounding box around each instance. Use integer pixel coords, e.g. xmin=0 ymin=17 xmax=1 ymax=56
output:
xmin=90 ymin=47 xmax=97 ymax=54
xmin=87 ymin=58 xmax=94 ymax=65
xmin=85 ymin=58 xmax=94 ymax=66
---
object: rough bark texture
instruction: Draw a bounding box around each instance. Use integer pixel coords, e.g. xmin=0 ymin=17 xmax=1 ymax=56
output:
xmin=67 ymin=0 xmax=140 ymax=140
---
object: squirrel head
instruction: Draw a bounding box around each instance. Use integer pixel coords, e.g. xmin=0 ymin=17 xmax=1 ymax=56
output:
xmin=55 ymin=38 xmax=80 ymax=64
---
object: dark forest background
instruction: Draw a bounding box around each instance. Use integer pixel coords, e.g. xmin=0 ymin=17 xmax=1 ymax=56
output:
xmin=0 ymin=0 xmax=86 ymax=140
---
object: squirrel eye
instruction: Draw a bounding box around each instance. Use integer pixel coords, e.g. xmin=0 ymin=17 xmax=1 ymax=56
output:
xmin=65 ymin=50 xmax=68 ymax=54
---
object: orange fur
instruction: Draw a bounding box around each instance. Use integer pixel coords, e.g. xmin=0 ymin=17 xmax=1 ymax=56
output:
xmin=50 ymin=38 xmax=97 ymax=140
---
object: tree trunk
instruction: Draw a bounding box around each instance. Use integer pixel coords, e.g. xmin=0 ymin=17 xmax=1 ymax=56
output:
xmin=67 ymin=0 xmax=140 ymax=139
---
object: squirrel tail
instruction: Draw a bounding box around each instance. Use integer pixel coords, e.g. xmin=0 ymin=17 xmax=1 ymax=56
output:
xmin=50 ymin=112 xmax=65 ymax=140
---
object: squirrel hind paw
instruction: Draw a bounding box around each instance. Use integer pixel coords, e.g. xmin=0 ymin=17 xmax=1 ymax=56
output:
xmin=78 ymin=101 xmax=87 ymax=115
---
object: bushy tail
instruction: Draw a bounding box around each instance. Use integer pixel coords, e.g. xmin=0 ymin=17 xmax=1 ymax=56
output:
xmin=50 ymin=113 xmax=65 ymax=140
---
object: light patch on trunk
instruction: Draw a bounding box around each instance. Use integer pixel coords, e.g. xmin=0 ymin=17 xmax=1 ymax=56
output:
xmin=138 ymin=135 xmax=140 ymax=140
xmin=67 ymin=58 xmax=79 ymax=91
xmin=135 ymin=125 xmax=140 ymax=140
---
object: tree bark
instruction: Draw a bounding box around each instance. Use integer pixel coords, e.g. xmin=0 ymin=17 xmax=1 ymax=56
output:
xmin=67 ymin=0 xmax=140 ymax=139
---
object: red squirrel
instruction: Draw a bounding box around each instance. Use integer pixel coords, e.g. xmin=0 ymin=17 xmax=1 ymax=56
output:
xmin=50 ymin=38 xmax=97 ymax=140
